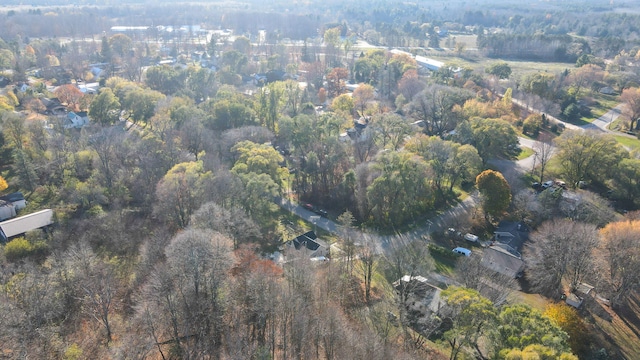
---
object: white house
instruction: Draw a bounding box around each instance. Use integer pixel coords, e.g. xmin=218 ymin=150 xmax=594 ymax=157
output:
xmin=64 ymin=111 xmax=90 ymax=129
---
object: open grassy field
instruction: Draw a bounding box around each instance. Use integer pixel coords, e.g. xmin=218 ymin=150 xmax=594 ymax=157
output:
xmin=614 ymin=135 xmax=640 ymax=151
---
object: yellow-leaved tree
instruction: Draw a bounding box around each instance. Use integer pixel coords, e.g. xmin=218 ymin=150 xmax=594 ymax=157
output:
xmin=0 ymin=175 xmax=8 ymax=193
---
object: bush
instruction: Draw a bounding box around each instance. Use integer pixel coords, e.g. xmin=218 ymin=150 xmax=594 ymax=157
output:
xmin=3 ymin=237 xmax=48 ymax=262
xmin=428 ymin=243 xmax=459 ymax=259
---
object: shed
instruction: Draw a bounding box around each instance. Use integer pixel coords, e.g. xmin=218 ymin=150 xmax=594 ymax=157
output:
xmin=566 ymin=293 xmax=584 ymax=309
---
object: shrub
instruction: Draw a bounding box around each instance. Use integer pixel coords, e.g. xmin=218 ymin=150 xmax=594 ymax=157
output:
xmin=428 ymin=243 xmax=459 ymax=259
xmin=3 ymin=237 xmax=48 ymax=261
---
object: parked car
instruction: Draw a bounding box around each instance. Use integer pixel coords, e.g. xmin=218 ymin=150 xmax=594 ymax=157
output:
xmin=315 ymin=209 xmax=328 ymax=217
xmin=531 ymin=182 xmax=541 ymax=190
xmin=464 ymin=233 xmax=479 ymax=243
xmin=541 ymin=180 xmax=554 ymax=189
xmin=555 ymin=180 xmax=567 ymax=188
xmin=303 ymin=203 xmax=315 ymax=211
xmin=452 ymin=247 xmax=472 ymax=257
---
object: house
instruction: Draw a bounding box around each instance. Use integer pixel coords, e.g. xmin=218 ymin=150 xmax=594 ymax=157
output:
xmin=481 ymin=244 xmax=525 ymax=278
xmin=41 ymin=98 xmax=67 ymax=116
xmin=284 ymin=231 xmax=328 ymax=259
xmin=493 ymin=220 xmax=529 ymax=252
xmin=599 ymin=86 xmax=616 ymax=95
xmin=415 ymin=56 xmax=444 ymax=71
xmin=0 ymin=192 xmax=26 ymax=211
xmin=77 ymin=82 xmax=99 ymax=94
xmin=0 ymin=76 xmax=10 ymax=88
xmin=64 ymin=111 xmax=90 ymax=129
xmin=0 ymin=201 xmax=17 ymax=221
xmin=15 ymin=82 xmax=30 ymax=93
xmin=393 ymin=275 xmax=444 ymax=314
xmin=0 ymin=209 xmax=53 ymax=243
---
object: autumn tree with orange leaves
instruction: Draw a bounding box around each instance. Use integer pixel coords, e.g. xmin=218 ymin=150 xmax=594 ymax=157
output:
xmin=595 ymin=219 xmax=640 ymax=309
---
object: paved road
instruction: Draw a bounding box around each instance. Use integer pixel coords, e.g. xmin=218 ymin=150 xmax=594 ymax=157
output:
xmin=278 ymin=192 xmax=479 ymax=256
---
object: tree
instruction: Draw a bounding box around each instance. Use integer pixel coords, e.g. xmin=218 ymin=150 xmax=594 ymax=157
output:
xmin=522 ymin=113 xmax=542 ymax=137
xmin=108 ymin=34 xmax=132 ymax=58
xmin=190 ymin=202 xmax=260 ymax=249
xmin=440 ymin=287 xmax=497 ymax=360
xmin=596 ymin=219 xmax=640 ymax=309
xmin=358 ymin=241 xmax=378 ymax=305
xmin=612 ymin=158 xmax=640 ymax=207
xmin=524 ymin=219 xmax=599 ymax=296
xmin=554 ymin=130 xmax=627 ymax=187
xmin=533 ymin=133 xmax=554 ymax=183
xmin=0 ymin=175 xmax=7 ymax=193
xmin=54 ymin=84 xmax=84 ymax=111
xmin=544 ymin=303 xmax=590 ymax=356
xmin=493 ymin=304 xmax=574 ymax=358
xmin=485 ymin=62 xmax=512 ymax=79
xmin=353 ymin=84 xmax=375 ymax=115
xmin=140 ymin=229 xmax=234 ymax=358
xmin=406 ymin=134 xmax=482 ymax=195
xmin=231 ymin=140 xmax=287 ymax=188
xmin=122 ymin=88 xmax=164 ymax=126
xmin=620 ymin=87 xmax=640 ymax=130
xmin=154 ymin=161 xmax=213 ymax=229
xmin=476 ymin=170 xmax=511 ymax=219
xmin=366 ymin=150 xmax=432 ymax=228
xmin=331 ymin=94 xmax=354 ymax=117
xmin=89 ymin=88 xmax=121 ymax=125
xmin=326 ymin=67 xmax=349 ymax=97
xmin=456 ymin=118 xmax=520 ymax=163
xmin=408 ymin=85 xmax=474 ymax=138
xmin=371 ymin=112 xmax=411 ymax=151
xmin=145 ymin=65 xmax=186 ymax=95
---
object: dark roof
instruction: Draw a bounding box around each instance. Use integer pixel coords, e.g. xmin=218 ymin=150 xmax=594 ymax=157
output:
xmin=0 ymin=192 xmax=24 ymax=203
xmin=494 ymin=221 xmax=529 ymax=252
xmin=291 ymin=231 xmax=322 ymax=251
xmin=0 ymin=192 xmax=24 ymax=201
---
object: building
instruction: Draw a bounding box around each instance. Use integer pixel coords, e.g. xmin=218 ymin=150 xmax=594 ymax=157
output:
xmin=64 ymin=111 xmax=90 ymax=129
xmin=284 ymin=231 xmax=328 ymax=259
xmin=414 ymin=56 xmax=445 ymax=71
xmin=481 ymin=244 xmax=525 ymax=278
xmin=0 ymin=209 xmax=54 ymax=243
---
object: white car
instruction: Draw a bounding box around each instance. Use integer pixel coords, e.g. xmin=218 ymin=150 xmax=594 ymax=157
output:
xmin=464 ymin=233 xmax=479 ymax=242
xmin=452 ymin=247 xmax=472 ymax=257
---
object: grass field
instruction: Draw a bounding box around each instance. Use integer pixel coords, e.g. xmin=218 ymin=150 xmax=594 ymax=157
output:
xmin=614 ymin=135 xmax=640 ymax=150
xmin=578 ymin=94 xmax=619 ymax=123
xmin=517 ymin=146 xmax=534 ymax=160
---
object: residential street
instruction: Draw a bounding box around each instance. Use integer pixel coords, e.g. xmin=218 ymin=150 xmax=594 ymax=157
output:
xmin=581 ymin=103 xmax=624 ymax=132
xmin=278 ymin=191 xmax=479 ymax=256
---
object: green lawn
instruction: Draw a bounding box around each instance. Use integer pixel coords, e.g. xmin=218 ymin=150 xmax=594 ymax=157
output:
xmin=517 ymin=146 xmax=534 ymax=160
xmin=580 ymin=94 xmax=619 ymax=123
xmin=614 ymin=135 xmax=640 ymax=150
xmin=430 ymin=253 xmax=457 ymax=276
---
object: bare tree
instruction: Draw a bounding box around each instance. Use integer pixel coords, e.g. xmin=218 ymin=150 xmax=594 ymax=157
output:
xmin=524 ymin=219 xmax=599 ymax=296
xmin=533 ymin=133 xmax=554 ymax=183
xmin=359 ymin=238 xmax=379 ymax=305
xmin=455 ymin=255 xmax=517 ymax=306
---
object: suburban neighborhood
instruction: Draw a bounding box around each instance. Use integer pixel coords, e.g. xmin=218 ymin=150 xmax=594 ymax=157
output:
xmin=1 ymin=0 xmax=640 ymax=358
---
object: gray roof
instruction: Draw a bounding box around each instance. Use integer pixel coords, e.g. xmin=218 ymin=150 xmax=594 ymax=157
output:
xmin=0 ymin=209 xmax=53 ymax=241
xmin=481 ymin=245 xmax=525 ymax=278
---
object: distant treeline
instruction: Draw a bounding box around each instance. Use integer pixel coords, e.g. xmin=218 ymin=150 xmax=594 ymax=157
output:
xmin=479 ymin=33 xmax=591 ymax=63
